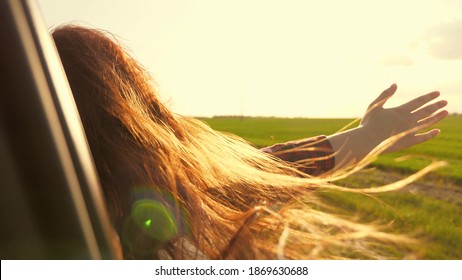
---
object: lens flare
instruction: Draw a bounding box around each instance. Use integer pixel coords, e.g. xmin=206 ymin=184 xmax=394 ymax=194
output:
xmin=121 ymin=187 xmax=190 ymax=256
xmin=144 ymin=219 xmax=152 ymax=227
xmin=131 ymin=199 xmax=177 ymax=241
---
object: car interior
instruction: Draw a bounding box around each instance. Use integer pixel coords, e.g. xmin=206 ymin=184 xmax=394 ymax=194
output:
xmin=0 ymin=0 xmax=120 ymax=259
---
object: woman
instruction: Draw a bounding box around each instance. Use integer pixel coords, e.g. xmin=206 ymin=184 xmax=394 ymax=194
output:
xmin=52 ymin=25 xmax=448 ymax=259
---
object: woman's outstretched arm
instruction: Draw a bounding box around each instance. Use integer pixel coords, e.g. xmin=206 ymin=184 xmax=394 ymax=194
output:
xmin=327 ymin=83 xmax=448 ymax=170
xmin=261 ymin=135 xmax=335 ymax=176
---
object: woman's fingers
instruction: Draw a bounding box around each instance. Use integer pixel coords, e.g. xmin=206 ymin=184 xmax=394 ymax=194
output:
xmin=399 ymin=91 xmax=440 ymax=112
xmin=417 ymin=109 xmax=448 ymax=128
xmin=387 ymin=128 xmax=441 ymax=153
xmin=411 ymin=128 xmax=441 ymax=146
xmin=412 ymin=99 xmax=448 ymax=121
xmin=368 ymin=83 xmax=397 ymax=111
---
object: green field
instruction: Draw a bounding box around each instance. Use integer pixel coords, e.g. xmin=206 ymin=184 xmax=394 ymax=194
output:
xmin=200 ymin=115 xmax=462 ymax=259
xmin=201 ymin=115 xmax=462 ymax=183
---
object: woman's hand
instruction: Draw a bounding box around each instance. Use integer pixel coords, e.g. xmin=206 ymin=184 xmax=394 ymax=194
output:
xmin=360 ymin=83 xmax=448 ymax=153
xmin=328 ymin=84 xmax=448 ymax=170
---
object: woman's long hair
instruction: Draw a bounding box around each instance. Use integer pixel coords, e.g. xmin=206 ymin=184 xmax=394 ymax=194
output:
xmin=52 ymin=25 xmax=416 ymax=259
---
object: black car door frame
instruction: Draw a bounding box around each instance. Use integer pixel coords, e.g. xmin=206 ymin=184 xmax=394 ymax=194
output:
xmin=0 ymin=0 xmax=119 ymax=259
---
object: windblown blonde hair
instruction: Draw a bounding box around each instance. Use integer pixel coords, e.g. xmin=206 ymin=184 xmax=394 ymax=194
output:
xmin=52 ymin=25 xmax=438 ymax=259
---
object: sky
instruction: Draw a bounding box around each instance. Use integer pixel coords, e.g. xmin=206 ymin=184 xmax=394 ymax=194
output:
xmin=38 ymin=0 xmax=462 ymax=118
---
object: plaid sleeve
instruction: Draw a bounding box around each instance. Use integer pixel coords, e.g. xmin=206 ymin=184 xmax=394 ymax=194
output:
xmin=261 ymin=135 xmax=335 ymax=176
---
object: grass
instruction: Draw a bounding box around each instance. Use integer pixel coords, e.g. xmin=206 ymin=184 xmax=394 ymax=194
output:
xmin=201 ymin=116 xmax=352 ymax=147
xmin=201 ymin=115 xmax=462 ymax=183
xmin=317 ymin=190 xmax=462 ymax=259
xmin=200 ymin=115 xmax=462 ymax=259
